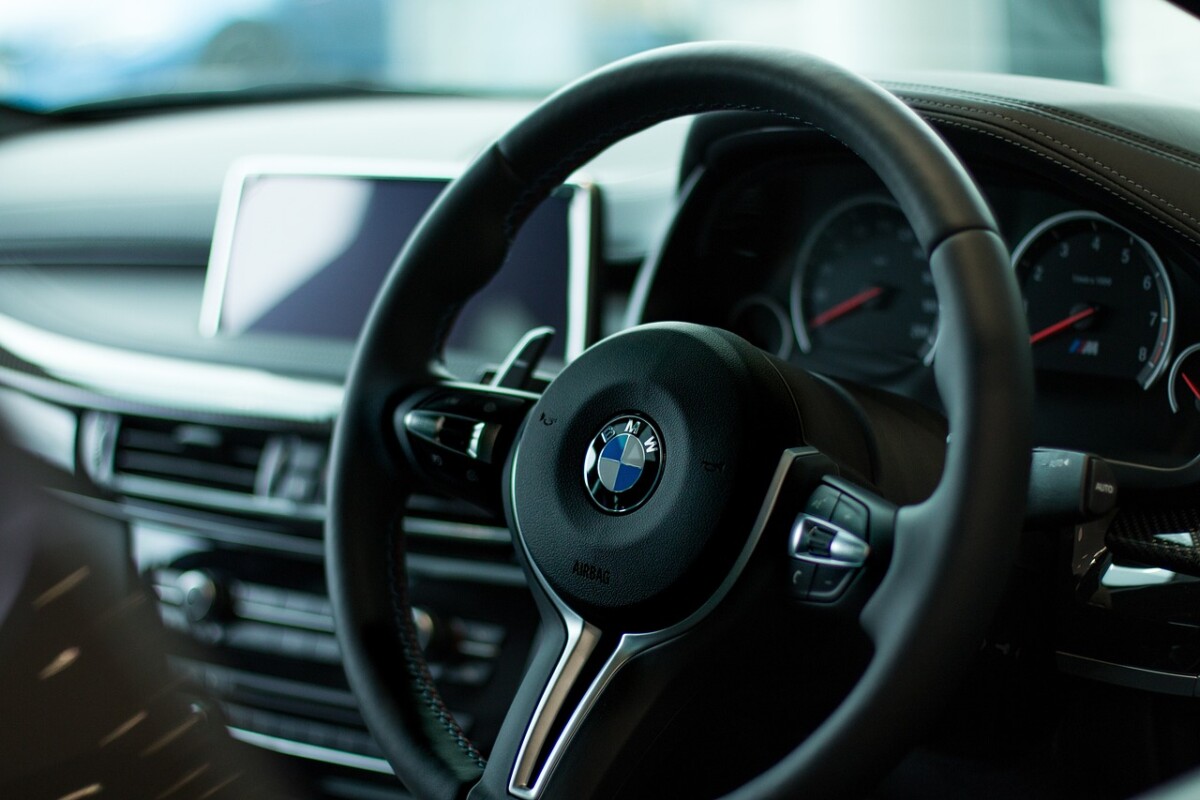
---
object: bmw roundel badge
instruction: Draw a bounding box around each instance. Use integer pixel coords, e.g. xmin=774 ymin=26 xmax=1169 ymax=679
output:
xmin=583 ymin=414 xmax=663 ymax=513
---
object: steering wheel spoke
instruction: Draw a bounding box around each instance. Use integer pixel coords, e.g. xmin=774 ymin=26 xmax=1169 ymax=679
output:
xmin=473 ymin=446 xmax=843 ymax=799
xmin=394 ymin=382 xmax=537 ymax=513
xmin=477 ymin=595 xmax=736 ymax=800
xmin=475 ymin=594 xmax=616 ymax=800
xmin=503 ymin=606 xmax=603 ymax=800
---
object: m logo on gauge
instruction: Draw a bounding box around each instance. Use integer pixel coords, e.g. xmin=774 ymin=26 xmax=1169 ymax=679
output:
xmin=583 ymin=415 xmax=663 ymax=513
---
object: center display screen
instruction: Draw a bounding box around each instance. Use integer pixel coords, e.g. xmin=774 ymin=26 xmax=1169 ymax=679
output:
xmin=200 ymin=159 xmax=593 ymax=364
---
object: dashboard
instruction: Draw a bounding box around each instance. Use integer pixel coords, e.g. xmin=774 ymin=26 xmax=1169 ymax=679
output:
xmin=5 ymin=72 xmax=1200 ymax=799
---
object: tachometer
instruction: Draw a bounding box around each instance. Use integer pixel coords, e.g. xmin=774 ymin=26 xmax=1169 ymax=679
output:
xmin=791 ymin=196 xmax=936 ymax=363
xmin=1014 ymin=211 xmax=1174 ymax=390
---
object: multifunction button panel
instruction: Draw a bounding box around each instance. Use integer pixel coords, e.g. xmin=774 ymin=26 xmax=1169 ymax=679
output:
xmin=788 ymin=484 xmax=871 ymax=602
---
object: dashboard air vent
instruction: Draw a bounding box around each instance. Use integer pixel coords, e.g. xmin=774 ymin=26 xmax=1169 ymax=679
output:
xmin=114 ymin=417 xmax=267 ymax=493
xmin=80 ymin=412 xmax=329 ymax=516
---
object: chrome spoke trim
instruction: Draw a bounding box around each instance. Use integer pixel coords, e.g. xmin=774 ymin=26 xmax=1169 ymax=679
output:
xmin=508 ymin=609 xmax=601 ymax=797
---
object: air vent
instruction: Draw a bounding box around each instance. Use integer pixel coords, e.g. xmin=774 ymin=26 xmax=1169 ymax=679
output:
xmin=80 ymin=412 xmax=329 ymax=516
xmin=114 ymin=417 xmax=266 ymax=492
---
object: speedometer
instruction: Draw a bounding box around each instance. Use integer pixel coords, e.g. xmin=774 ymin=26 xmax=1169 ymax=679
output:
xmin=1014 ymin=211 xmax=1175 ymax=390
xmin=791 ymin=196 xmax=936 ymax=363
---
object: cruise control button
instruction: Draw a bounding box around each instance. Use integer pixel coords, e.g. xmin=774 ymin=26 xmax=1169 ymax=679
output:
xmin=830 ymin=495 xmax=869 ymax=535
xmin=805 ymin=485 xmax=841 ymax=520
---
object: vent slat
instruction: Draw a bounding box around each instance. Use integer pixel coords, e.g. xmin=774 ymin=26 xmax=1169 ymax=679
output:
xmin=119 ymin=429 xmax=187 ymax=454
xmin=115 ymin=452 xmax=258 ymax=491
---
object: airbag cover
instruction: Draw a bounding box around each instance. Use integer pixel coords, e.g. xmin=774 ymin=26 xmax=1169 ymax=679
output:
xmin=510 ymin=322 xmax=802 ymax=630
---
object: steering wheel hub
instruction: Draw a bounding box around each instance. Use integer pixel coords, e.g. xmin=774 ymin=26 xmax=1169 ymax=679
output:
xmin=511 ymin=322 xmax=802 ymax=630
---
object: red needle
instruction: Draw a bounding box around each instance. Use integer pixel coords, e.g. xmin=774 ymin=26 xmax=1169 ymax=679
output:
xmin=1183 ymin=372 xmax=1200 ymax=402
xmin=1029 ymin=306 xmax=1097 ymax=345
xmin=810 ymin=285 xmax=885 ymax=329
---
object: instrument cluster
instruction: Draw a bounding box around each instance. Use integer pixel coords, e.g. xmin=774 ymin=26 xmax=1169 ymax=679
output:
xmin=636 ymin=153 xmax=1200 ymax=471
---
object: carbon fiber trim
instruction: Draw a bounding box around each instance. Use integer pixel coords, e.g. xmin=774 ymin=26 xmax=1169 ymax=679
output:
xmin=1107 ymin=506 xmax=1200 ymax=576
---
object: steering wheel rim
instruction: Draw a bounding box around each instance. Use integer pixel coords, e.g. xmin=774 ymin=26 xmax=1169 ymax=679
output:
xmin=326 ymin=42 xmax=1033 ymax=800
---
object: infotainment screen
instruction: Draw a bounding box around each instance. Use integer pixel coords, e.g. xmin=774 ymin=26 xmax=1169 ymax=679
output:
xmin=200 ymin=158 xmax=593 ymax=363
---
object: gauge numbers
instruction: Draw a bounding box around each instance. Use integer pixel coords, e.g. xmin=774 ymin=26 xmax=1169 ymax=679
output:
xmin=1014 ymin=211 xmax=1174 ymax=390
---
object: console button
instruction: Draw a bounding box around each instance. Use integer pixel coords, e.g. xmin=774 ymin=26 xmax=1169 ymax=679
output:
xmin=177 ymin=569 xmax=225 ymax=623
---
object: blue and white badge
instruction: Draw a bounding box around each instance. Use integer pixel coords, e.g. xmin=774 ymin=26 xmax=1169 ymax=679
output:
xmin=583 ymin=415 xmax=663 ymax=513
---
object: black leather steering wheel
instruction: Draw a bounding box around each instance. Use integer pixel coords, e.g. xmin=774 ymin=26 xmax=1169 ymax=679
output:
xmin=326 ymin=43 xmax=1033 ymax=800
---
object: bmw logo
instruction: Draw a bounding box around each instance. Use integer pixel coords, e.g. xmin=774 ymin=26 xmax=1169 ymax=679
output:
xmin=583 ymin=414 xmax=663 ymax=513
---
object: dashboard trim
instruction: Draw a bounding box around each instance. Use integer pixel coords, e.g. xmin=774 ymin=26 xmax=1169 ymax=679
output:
xmin=228 ymin=727 xmax=395 ymax=776
xmin=1056 ymin=652 xmax=1200 ymax=698
xmin=0 ymin=311 xmax=344 ymax=422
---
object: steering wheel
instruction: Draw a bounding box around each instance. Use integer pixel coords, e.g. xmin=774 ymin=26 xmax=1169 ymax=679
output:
xmin=326 ymin=43 xmax=1032 ymax=800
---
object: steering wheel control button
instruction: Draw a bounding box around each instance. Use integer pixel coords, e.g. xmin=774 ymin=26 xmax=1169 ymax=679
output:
xmin=789 ymin=515 xmax=871 ymax=569
xmin=583 ymin=415 xmax=663 ymax=514
xmin=810 ymin=565 xmax=856 ymax=602
xmin=828 ymin=532 xmax=870 ymax=565
xmin=405 ymin=411 xmax=479 ymax=455
xmin=788 ymin=559 xmax=817 ymax=598
xmin=830 ymin=495 xmax=869 ymax=535
xmin=397 ymin=388 xmax=534 ymax=512
xmin=805 ymin=484 xmax=841 ymax=519
xmin=805 ymin=526 xmax=835 ymax=557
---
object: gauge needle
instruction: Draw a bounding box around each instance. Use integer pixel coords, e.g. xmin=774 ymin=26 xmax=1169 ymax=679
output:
xmin=1029 ymin=305 xmax=1097 ymax=345
xmin=810 ymin=285 xmax=885 ymax=329
xmin=1183 ymin=372 xmax=1200 ymax=402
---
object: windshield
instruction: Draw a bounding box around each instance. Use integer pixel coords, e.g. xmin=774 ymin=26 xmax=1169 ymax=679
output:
xmin=1 ymin=0 xmax=1197 ymax=112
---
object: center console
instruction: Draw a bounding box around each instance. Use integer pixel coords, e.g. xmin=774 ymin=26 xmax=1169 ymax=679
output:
xmin=104 ymin=423 xmax=538 ymax=798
